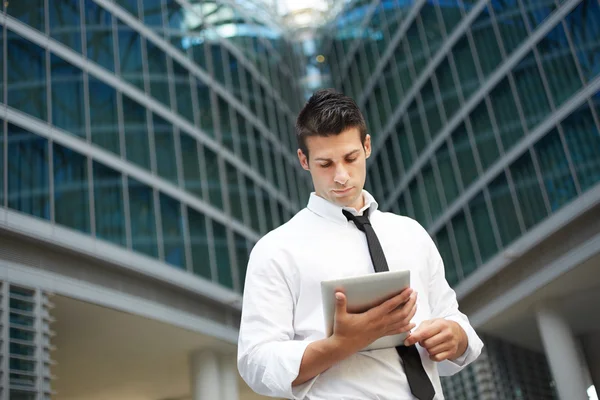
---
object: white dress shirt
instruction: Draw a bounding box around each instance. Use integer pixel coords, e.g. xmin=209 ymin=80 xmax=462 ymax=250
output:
xmin=238 ymin=191 xmax=483 ymax=399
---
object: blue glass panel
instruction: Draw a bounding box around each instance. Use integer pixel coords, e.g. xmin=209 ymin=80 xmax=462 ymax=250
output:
xmin=188 ymin=207 xmax=212 ymax=280
xmin=235 ymin=233 xmax=250 ymax=292
xmin=488 ymin=173 xmax=521 ymax=247
xmin=53 ymin=143 xmax=90 ymax=233
xmin=160 ymin=193 xmax=186 ymax=269
xmin=468 ymin=191 xmax=498 ymax=264
xmin=203 ymin=146 xmax=223 ymax=209
xmin=117 ymin=26 xmax=144 ymax=89
xmin=93 ymin=162 xmax=125 ymax=246
xmin=564 ymin=0 xmax=600 ymax=83
xmin=153 ymin=114 xmax=178 ymax=184
xmin=88 ymin=76 xmax=120 ymax=155
xmin=562 ymin=106 xmax=600 ymax=192
xmin=50 ymin=54 xmax=86 ymax=138
xmin=7 ymin=34 xmax=47 ymax=121
xmin=7 ymin=124 xmax=50 ymax=220
xmin=122 ymin=96 xmax=151 ymax=169
xmin=84 ymin=0 xmax=115 ymax=72
xmin=49 ymin=0 xmax=82 ymax=53
xmin=435 ymin=227 xmax=459 ymax=287
xmin=212 ymin=221 xmax=233 ymax=289
xmin=143 ymin=0 xmax=165 ymax=29
xmin=128 ymin=178 xmax=158 ymax=257
xmin=510 ymin=151 xmax=548 ymax=230
xmin=6 ymin=0 xmax=44 ymax=32
xmin=146 ymin=41 xmax=171 ymax=108
xmin=534 ymin=129 xmax=578 ymax=212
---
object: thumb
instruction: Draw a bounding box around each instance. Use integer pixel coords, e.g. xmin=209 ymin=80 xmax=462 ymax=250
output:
xmin=334 ymin=292 xmax=347 ymax=316
xmin=405 ymin=320 xmax=433 ymax=346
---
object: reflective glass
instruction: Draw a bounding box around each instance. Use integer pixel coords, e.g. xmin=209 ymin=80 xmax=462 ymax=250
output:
xmin=561 ymin=106 xmax=600 ymax=192
xmin=468 ymin=191 xmax=498 ymax=264
xmin=494 ymin=8 xmax=529 ymax=55
xmin=50 ymin=54 xmax=86 ymax=138
xmin=7 ymin=34 xmax=47 ymax=121
xmin=489 ymin=77 xmax=523 ymax=151
xmin=435 ymin=226 xmax=459 ymax=287
xmin=510 ymin=151 xmax=548 ymax=230
xmin=84 ymin=0 xmax=115 ymax=72
xmin=212 ymin=221 xmax=233 ymax=289
xmin=203 ymin=146 xmax=223 ymax=210
xmin=451 ymin=211 xmax=476 ymax=278
xmin=196 ymin=80 xmax=215 ymax=137
xmin=143 ymin=0 xmax=164 ymax=29
xmin=173 ymin=61 xmax=195 ymax=124
xmin=187 ymin=207 xmax=212 ymax=280
xmin=225 ymin=162 xmax=245 ymax=223
xmin=245 ymin=177 xmax=261 ymax=233
xmin=128 ymin=178 xmax=158 ymax=258
xmin=435 ymin=57 xmax=460 ymax=120
xmin=7 ymin=0 xmax=44 ymax=32
xmin=534 ymin=129 xmax=578 ymax=212
xmin=408 ymin=179 xmax=426 ymax=225
xmin=160 ymin=193 xmax=186 ymax=269
xmin=512 ymin=55 xmax=551 ymax=130
xmin=488 ymin=172 xmax=521 ymax=247
xmin=117 ymin=25 xmax=144 ymax=90
xmin=235 ymin=233 xmax=251 ymax=292
xmin=89 ymin=76 xmax=120 ymax=155
xmin=7 ymin=124 xmax=50 ymax=220
xmin=93 ymin=161 xmax=125 ymax=246
xmin=146 ymin=41 xmax=171 ymax=108
xmin=452 ymin=123 xmax=478 ymax=189
xmin=53 ymin=143 xmax=90 ymax=233
xmin=49 ymin=0 xmax=82 ymax=53
xmin=471 ymin=7 xmax=502 ymax=77
xmin=452 ymin=36 xmax=479 ymax=99
xmin=122 ymin=96 xmax=151 ymax=169
xmin=422 ymin=163 xmax=442 ymax=221
xmin=180 ymin=134 xmax=203 ymax=198
xmin=469 ymin=101 xmax=500 ymax=170
xmin=116 ymin=0 xmax=138 ymax=17
xmin=436 ymin=141 xmax=460 ymax=205
xmin=564 ymin=1 xmax=600 ymax=83
xmin=153 ymin=114 xmax=178 ymax=184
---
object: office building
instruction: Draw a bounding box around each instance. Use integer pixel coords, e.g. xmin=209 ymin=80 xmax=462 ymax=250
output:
xmin=320 ymin=0 xmax=600 ymax=398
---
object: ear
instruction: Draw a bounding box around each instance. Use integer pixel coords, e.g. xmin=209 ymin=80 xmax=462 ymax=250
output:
xmin=297 ymin=149 xmax=310 ymax=171
xmin=364 ymin=134 xmax=372 ymax=159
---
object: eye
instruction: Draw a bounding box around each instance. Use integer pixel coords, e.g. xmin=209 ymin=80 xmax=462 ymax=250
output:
xmin=319 ymin=163 xmax=332 ymax=168
xmin=346 ymin=157 xmax=358 ymax=163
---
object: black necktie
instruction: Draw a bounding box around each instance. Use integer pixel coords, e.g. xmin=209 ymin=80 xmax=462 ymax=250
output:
xmin=343 ymin=208 xmax=435 ymax=400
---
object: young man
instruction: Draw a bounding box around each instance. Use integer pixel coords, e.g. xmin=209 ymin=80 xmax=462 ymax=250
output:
xmin=237 ymin=89 xmax=483 ymax=399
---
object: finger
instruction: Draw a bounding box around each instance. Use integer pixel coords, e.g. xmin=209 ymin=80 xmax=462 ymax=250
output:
xmin=390 ymin=292 xmax=417 ymax=322
xmin=386 ymin=322 xmax=416 ymax=335
xmin=334 ymin=292 xmax=347 ymax=317
xmin=404 ymin=320 xmax=441 ymax=346
xmin=421 ymin=330 xmax=451 ymax=349
xmin=429 ymin=350 xmax=453 ymax=362
xmin=425 ymin=342 xmax=451 ymax=357
xmin=375 ymin=288 xmax=413 ymax=316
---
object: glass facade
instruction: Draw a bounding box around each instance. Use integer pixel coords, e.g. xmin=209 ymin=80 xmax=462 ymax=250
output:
xmin=0 ymin=0 xmax=311 ymax=294
xmin=320 ymin=0 xmax=599 ymax=397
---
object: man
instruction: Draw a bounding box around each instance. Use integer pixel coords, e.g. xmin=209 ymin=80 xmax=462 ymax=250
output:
xmin=237 ymin=89 xmax=483 ymax=399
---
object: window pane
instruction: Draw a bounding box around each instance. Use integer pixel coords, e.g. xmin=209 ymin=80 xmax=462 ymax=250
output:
xmin=226 ymin=163 xmax=245 ymax=223
xmin=436 ymin=227 xmax=459 ymax=287
xmin=510 ymin=152 xmax=548 ymax=230
xmin=489 ymin=173 xmax=521 ymax=247
xmin=160 ymin=194 xmax=186 ymax=269
xmin=7 ymin=125 xmax=50 ymax=220
xmin=409 ymin=180 xmax=426 ymax=225
xmin=153 ymin=114 xmax=178 ymax=184
xmin=204 ymin=147 xmax=223 ymax=210
xmin=188 ymin=208 xmax=212 ymax=280
xmin=534 ymin=129 xmax=578 ymax=212
xmin=422 ymin=164 xmax=442 ymax=220
xmin=7 ymin=0 xmax=44 ymax=31
xmin=180 ymin=134 xmax=203 ymax=198
xmin=562 ymin=106 xmax=600 ymax=192
xmin=235 ymin=233 xmax=250 ymax=292
xmin=7 ymin=34 xmax=47 ymax=121
xmin=470 ymin=102 xmax=500 ymax=170
xmin=435 ymin=142 xmax=460 ymax=205
xmin=452 ymin=212 xmax=476 ymax=278
xmin=49 ymin=0 xmax=82 ymax=53
xmin=53 ymin=144 xmax=90 ymax=233
xmin=212 ymin=221 xmax=233 ymax=289
xmin=117 ymin=26 xmax=144 ymax=90
xmin=452 ymin=123 xmax=478 ymax=189
xmin=50 ymin=55 xmax=86 ymax=138
xmin=173 ymin=61 xmax=195 ymax=123
xmin=93 ymin=162 xmax=125 ymax=246
xmin=122 ymin=96 xmax=151 ymax=169
xmin=146 ymin=41 xmax=171 ymax=108
xmin=468 ymin=191 xmax=498 ymax=263
xmin=490 ymin=78 xmax=523 ymax=151
xmin=128 ymin=178 xmax=158 ymax=258
xmin=89 ymin=77 xmax=120 ymax=155
xmin=245 ymin=178 xmax=261 ymax=233
xmin=84 ymin=0 xmax=115 ymax=72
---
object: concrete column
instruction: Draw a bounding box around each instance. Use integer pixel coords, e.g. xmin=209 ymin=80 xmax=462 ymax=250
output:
xmin=582 ymin=331 xmax=600 ymax=392
xmin=536 ymin=302 xmax=589 ymax=400
xmin=220 ymin=354 xmax=239 ymax=400
xmin=190 ymin=350 xmax=221 ymax=400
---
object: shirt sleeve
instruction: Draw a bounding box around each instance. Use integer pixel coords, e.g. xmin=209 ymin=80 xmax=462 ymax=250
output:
xmin=237 ymin=237 xmax=318 ymax=399
xmin=424 ymin=229 xmax=484 ymax=376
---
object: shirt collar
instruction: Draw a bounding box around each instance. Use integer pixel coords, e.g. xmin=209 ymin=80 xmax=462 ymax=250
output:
xmin=306 ymin=190 xmax=379 ymax=225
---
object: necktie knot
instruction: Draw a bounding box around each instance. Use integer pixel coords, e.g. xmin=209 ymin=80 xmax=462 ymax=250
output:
xmin=342 ymin=209 xmax=371 ymax=232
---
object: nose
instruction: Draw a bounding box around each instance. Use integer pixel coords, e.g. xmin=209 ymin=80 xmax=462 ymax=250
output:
xmin=334 ymin=164 xmax=350 ymax=185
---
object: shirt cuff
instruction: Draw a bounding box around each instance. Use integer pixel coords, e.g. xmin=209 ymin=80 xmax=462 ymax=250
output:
xmin=267 ymin=339 xmax=320 ymax=400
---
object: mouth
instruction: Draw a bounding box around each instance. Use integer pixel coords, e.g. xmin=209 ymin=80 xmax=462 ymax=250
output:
xmin=332 ymin=187 xmax=354 ymax=195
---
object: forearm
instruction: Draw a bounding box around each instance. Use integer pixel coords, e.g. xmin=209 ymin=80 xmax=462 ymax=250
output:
xmin=292 ymin=337 xmax=356 ymax=386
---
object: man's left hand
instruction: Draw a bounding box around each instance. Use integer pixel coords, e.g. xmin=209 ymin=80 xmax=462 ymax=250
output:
xmin=403 ymin=319 xmax=468 ymax=362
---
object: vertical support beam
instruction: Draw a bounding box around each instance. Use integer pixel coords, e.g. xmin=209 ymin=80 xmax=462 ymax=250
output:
xmin=536 ymin=301 xmax=590 ymax=400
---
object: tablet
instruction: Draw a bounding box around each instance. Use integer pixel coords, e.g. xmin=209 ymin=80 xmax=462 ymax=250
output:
xmin=321 ymin=270 xmax=411 ymax=351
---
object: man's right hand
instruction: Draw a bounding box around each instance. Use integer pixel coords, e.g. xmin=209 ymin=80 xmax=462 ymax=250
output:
xmin=331 ymin=288 xmax=417 ymax=352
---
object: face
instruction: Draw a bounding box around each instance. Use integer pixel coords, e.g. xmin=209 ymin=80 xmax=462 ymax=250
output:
xmin=297 ymin=127 xmax=371 ymax=211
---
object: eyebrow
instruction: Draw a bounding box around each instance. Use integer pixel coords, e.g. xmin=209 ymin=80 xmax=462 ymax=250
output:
xmin=314 ymin=149 xmax=361 ymax=162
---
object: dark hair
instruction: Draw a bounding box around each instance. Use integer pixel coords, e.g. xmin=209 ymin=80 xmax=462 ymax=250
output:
xmin=295 ymin=88 xmax=367 ymax=158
